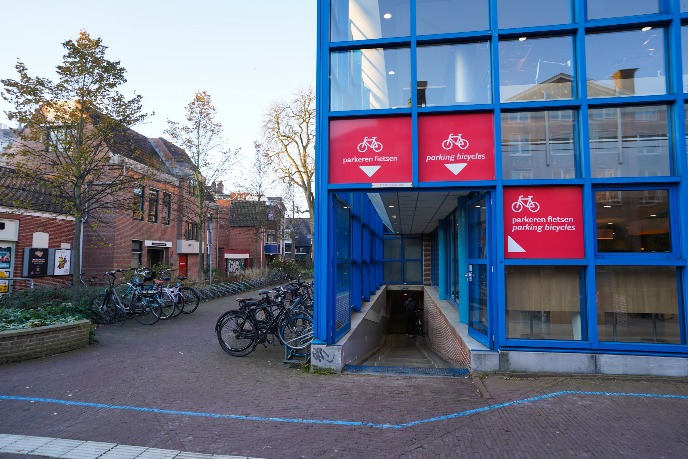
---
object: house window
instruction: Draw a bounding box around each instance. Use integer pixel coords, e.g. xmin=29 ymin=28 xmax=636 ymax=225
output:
xmin=133 ymin=186 xmax=144 ymax=220
xmin=131 ymin=240 xmax=142 ymax=268
xmin=148 ymin=189 xmax=159 ymax=223
xmin=185 ymin=221 xmax=199 ymax=241
xmin=187 ymin=178 xmax=197 ymax=195
xmin=162 ymin=192 xmax=171 ymax=225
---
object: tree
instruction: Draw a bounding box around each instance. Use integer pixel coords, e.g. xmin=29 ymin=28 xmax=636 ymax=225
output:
xmin=1 ymin=31 xmax=150 ymax=302
xmin=232 ymin=142 xmax=276 ymax=270
xmin=261 ymin=87 xmax=315 ymax=221
xmin=165 ymin=91 xmax=237 ymax=280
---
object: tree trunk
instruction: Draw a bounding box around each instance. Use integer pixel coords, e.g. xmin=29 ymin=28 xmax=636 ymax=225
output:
xmin=71 ymin=216 xmax=82 ymax=305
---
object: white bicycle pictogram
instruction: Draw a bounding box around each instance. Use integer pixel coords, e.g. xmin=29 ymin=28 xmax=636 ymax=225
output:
xmin=511 ymin=195 xmax=540 ymax=213
xmin=357 ymin=136 xmax=383 ymax=153
xmin=441 ymin=133 xmax=470 ymax=150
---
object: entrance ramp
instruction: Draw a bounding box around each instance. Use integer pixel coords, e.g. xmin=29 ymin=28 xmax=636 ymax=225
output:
xmin=344 ymin=334 xmax=469 ymax=377
xmin=311 ymin=285 xmax=497 ymax=374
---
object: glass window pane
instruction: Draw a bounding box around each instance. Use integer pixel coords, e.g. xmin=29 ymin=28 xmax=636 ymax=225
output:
xmin=336 ymin=199 xmax=350 ymax=258
xmin=596 ymin=266 xmax=679 ymax=344
xmin=506 ymin=266 xmax=584 ymax=340
xmin=499 ymin=36 xmax=574 ymax=103
xmin=417 ymin=42 xmax=491 ymax=106
xmin=468 ymin=201 xmax=486 ymax=259
xmin=384 ymin=238 xmax=402 ymax=258
xmin=682 ymin=26 xmax=688 ymax=93
xmin=330 ymin=0 xmax=410 ymax=42
xmin=404 ymin=261 xmax=422 ymax=283
xmin=331 ymin=47 xmax=411 ymax=111
xmin=404 ymin=238 xmax=422 ymax=259
xmin=384 ymin=261 xmax=402 ymax=283
xmin=595 ymin=189 xmax=671 ymax=253
xmin=499 ymin=0 xmax=571 ymax=29
xmin=586 ymin=29 xmax=666 ymax=98
xmin=416 ymin=0 xmax=488 ymax=35
xmin=587 ymin=0 xmax=660 ymax=20
xmin=502 ymin=110 xmax=577 ymax=179
xmin=336 ymin=262 xmax=351 ymax=330
xmin=683 ymin=1 xmax=688 ymax=12
xmin=588 ymin=105 xmax=670 ymax=178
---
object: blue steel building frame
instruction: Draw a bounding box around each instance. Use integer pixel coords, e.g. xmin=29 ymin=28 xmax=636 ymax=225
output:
xmin=315 ymin=0 xmax=688 ymax=355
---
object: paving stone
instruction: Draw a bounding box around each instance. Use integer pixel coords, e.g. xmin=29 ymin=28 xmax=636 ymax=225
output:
xmin=1 ymin=290 xmax=687 ymax=458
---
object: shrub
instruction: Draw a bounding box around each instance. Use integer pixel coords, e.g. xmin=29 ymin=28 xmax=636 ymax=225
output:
xmin=0 ymin=286 xmax=97 ymax=331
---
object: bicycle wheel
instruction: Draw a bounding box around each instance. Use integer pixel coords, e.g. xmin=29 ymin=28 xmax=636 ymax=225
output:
xmin=278 ymin=313 xmax=314 ymax=351
xmin=181 ymin=287 xmax=200 ymax=314
xmin=157 ymin=291 xmax=176 ymax=319
xmin=216 ymin=310 xmax=257 ymax=357
xmin=133 ymin=296 xmax=161 ymax=325
xmin=90 ymin=293 xmax=116 ymax=324
xmin=170 ymin=293 xmax=185 ymax=317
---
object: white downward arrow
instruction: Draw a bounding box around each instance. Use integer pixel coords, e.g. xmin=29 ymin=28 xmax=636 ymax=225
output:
xmin=507 ymin=236 xmax=526 ymax=253
xmin=444 ymin=163 xmax=467 ymax=175
xmin=360 ymin=165 xmax=381 ymax=177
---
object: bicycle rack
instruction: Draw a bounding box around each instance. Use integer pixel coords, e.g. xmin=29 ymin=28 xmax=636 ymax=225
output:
xmin=283 ymin=345 xmax=310 ymax=365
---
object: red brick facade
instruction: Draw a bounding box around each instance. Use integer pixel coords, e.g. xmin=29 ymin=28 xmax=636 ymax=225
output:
xmin=0 ymin=210 xmax=75 ymax=289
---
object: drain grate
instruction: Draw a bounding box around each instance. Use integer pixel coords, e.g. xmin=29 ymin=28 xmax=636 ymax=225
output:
xmin=344 ymin=364 xmax=469 ymax=377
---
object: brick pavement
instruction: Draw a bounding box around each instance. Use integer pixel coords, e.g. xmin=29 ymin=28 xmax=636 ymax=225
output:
xmin=1 ymin=290 xmax=687 ymax=458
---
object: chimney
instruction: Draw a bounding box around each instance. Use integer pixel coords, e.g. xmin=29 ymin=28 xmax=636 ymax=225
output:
xmin=611 ymin=68 xmax=638 ymax=96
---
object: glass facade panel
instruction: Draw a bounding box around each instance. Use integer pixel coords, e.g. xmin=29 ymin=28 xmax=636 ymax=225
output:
xmin=384 ymin=238 xmax=402 ymax=258
xmin=506 ymin=266 xmax=584 ymax=340
xmin=404 ymin=261 xmax=422 ymax=283
xmin=468 ymin=204 xmax=486 ymax=259
xmin=499 ymin=36 xmax=574 ymax=102
xmin=417 ymin=42 xmax=491 ymax=106
xmin=469 ymin=264 xmax=488 ymax=334
xmin=416 ymin=0 xmax=488 ymax=36
xmin=595 ymin=189 xmax=670 ymax=253
xmin=502 ymin=110 xmax=577 ymax=179
xmin=498 ymin=0 xmax=571 ymax=29
xmin=404 ymin=238 xmax=422 ymax=259
xmin=587 ymin=0 xmax=660 ymax=20
xmin=586 ymin=29 xmax=666 ymax=98
xmin=682 ymin=26 xmax=688 ymax=93
xmin=330 ymin=0 xmax=410 ymax=42
xmin=588 ymin=105 xmax=670 ymax=178
xmin=596 ymin=266 xmax=680 ymax=344
xmin=384 ymin=261 xmax=402 ymax=283
xmin=331 ymin=47 xmax=411 ymax=111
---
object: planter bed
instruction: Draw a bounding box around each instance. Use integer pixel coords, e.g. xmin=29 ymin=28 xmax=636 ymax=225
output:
xmin=0 ymin=320 xmax=91 ymax=365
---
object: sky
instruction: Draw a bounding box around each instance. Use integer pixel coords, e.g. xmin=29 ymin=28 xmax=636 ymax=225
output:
xmin=0 ymin=0 xmax=317 ymax=189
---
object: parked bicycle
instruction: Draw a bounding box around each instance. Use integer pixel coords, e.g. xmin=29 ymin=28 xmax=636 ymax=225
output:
xmin=216 ymin=286 xmax=313 ymax=357
xmin=89 ymin=269 xmax=163 ymax=325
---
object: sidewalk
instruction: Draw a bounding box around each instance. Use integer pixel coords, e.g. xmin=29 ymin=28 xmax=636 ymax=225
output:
xmin=1 ymin=289 xmax=687 ymax=458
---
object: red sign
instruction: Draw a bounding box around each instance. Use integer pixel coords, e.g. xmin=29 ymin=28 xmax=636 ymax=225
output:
xmin=504 ymin=186 xmax=584 ymax=259
xmin=418 ymin=113 xmax=494 ymax=182
xmin=329 ymin=118 xmax=412 ymax=185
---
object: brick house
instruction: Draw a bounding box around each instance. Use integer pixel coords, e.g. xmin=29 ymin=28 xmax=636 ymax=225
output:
xmin=0 ymin=166 xmax=76 ymax=291
xmin=2 ymin=121 xmax=207 ymax=284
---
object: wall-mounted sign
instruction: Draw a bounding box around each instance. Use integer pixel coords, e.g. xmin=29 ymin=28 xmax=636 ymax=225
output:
xmin=504 ymin=186 xmax=584 ymax=259
xmin=0 ymin=270 xmax=9 ymax=293
xmin=419 ymin=113 xmax=495 ymax=182
xmin=27 ymin=248 xmax=49 ymax=277
xmin=145 ymin=240 xmax=172 ymax=248
xmin=53 ymin=249 xmax=71 ymax=276
xmin=329 ymin=117 xmax=412 ymax=185
xmin=0 ymin=246 xmax=11 ymax=270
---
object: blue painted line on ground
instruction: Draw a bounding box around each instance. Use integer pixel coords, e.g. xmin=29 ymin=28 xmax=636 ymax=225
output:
xmin=2 ymin=391 xmax=687 ymax=430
